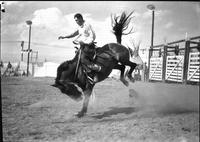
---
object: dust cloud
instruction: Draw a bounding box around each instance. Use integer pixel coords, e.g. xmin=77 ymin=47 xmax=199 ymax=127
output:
xmin=128 ymin=82 xmax=199 ymax=114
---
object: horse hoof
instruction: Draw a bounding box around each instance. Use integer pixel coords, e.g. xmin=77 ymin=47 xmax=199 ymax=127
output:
xmin=74 ymin=112 xmax=85 ymax=118
xmin=120 ymin=78 xmax=129 ymax=86
xmin=129 ymin=78 xmax=135 ymax=83
xmin=127 ymin=75 xmax=135 ymax=83
xmin=51 ymin=84 xmax=58 ymax=88
xmin=123 ymin=81 xmax=129 ymax=86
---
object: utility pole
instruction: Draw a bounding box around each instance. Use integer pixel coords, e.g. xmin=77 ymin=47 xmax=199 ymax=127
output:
xmin=26 ymin=20 xmax=32 ymax=76
xmin=1 ymin=2 xmax=6 ymax=76
xmin=147 ymin=4 xmax=156 ymax=81
xmin=147 ymin=4 xmax=156 ymax=55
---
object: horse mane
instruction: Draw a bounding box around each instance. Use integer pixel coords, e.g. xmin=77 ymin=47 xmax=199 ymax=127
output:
xmin=111 ymin=11 xmax=135 ymax=44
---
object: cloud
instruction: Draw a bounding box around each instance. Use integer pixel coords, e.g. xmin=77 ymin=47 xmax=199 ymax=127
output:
xmin=109 ymin=1 xmax=132 ymax=14
xmin=32 ymin=7 xmax=66 ymax=32
xmin=156 ymin=9 xmax=171 ymax=17
xmin=133 ymin=11 xmax=141 ymax=18
xmin=2 ymin=3 xmax=148 ymax=63
xmin=142 ymin=9 xmax=171 ymax=21
xmin=89 ymin=16 xmax=116 ymax=46
xmin=142 ymin=10 xmax=152 ymax=19
xmin=18 ymin=8 xmax=120 ymax=62
xmin=164 ymin=22 xmax=173 ymax=29
xmin=194 ymin=2 xmax=200 ymax=13
xmin=18 ymin=8 xmax=78 ymax=50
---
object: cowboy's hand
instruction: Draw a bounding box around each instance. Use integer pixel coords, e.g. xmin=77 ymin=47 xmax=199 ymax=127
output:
xmin=58 ymin=36 xmax=64 ymax=40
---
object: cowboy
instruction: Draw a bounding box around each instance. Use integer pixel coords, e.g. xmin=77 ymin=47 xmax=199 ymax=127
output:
xmin=56 ymin=13 xmax=101 ymax=83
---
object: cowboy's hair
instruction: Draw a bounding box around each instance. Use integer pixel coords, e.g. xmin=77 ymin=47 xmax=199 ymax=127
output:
xmin=74 ymin=13 xmax=83 ymax=20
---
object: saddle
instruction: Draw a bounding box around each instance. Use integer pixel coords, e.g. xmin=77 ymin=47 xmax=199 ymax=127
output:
xmin=83 ymin=42 xmax=98 ymax=62
xmin=74 ymin=42 xmax=99 ymax=82
xmin=74 ymin=42 xmax=97 ymax=59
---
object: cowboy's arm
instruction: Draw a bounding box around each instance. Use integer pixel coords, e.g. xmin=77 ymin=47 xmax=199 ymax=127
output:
xmin=58 ymin=30 xmax=79 ymax=40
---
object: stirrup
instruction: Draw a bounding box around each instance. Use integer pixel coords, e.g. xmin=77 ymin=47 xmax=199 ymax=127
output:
xmin=87 ymin=75 xmax=95 ymax=85
xmin=87 ymin=75 xmax=99 ymax=85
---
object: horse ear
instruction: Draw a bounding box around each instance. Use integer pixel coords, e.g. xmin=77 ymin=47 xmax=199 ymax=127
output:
xmin=137 ymin=40 xmax=141 ymax=50
xmin=129 ymin=38 xmax=137 ymax=50
xmin=127 ymin=45 xmax=134 ymax=56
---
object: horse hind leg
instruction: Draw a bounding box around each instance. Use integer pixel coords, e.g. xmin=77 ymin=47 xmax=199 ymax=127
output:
xmin=114 ymin=64 xmax=129 ymax=86
xmin=125 ymin=61 xmax=137 ymax=82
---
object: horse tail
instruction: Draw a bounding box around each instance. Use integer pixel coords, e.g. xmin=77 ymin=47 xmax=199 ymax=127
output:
xmin=111 ymin=11 xmax=134 ymax=44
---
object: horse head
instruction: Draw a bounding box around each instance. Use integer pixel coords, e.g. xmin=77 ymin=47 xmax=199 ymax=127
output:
xmin=55 ymin=50 xmax=88 ymax=101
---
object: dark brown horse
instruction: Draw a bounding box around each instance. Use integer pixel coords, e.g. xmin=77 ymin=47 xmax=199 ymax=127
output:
xmin=52 ymin=11 xmax=138 ymax=117
xmin=53 ymin=42 xmax=137 ymax=117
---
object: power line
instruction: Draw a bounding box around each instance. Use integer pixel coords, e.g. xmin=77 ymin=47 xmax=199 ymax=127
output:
xmin=1 ymin=40 xmax=69 ymax=49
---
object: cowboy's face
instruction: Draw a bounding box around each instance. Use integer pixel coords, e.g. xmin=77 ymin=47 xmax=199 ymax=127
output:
xmin=74 ymin=17 xmax=83 ymax=26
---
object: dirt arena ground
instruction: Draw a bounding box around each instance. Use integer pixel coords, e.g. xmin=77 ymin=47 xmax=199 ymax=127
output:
xmin=1 ymin=77 xmax=199 ymax=142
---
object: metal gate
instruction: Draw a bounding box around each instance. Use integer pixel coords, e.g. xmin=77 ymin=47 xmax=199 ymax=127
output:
xmin=187 ymin=52 xmax=200 ymax=82
xmin=149 ymin=57 xmax=163 ymax=81
xmin=165 ymin=56 xmax=184 ymax=82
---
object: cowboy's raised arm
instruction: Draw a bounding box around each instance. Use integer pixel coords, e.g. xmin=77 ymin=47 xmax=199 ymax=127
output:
xmin=58 ymin=30 xmax=79 ymax=40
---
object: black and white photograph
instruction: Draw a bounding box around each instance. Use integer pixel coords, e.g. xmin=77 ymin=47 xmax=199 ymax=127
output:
xmin=1 ymin=1 xmax=199 ymax=142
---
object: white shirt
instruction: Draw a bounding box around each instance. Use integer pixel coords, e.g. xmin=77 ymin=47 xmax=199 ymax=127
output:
xmin=75 ymin=21 xmax=96 ymax=44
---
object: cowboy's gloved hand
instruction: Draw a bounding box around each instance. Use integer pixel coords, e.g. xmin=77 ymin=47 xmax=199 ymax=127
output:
xmin=73 ymin=40 xmax=79 ymax=45
xmin=58 ymin=36 xmax=64 ymax=40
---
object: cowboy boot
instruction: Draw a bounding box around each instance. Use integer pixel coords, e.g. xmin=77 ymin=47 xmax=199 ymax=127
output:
xmin=87 ymin=63 xmax=101 ymax=72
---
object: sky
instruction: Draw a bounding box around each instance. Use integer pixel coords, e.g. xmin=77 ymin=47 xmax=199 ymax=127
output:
xmin=1 ymin=1 xmax=200 ymax=64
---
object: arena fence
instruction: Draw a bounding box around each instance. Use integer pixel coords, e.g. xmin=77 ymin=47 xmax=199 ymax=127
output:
xmin=148 ymin=36 xmax=200 ymax=84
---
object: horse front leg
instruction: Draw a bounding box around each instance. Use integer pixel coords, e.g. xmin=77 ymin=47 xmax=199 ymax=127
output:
xmin=76 ymin=89 xmax=92 ymax=118
xmin=114 ymin=64 xmax=129 ymax=86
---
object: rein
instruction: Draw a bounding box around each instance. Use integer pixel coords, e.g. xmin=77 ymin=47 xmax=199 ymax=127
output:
xmin=74 ymin=47 xmax=82 ymax=81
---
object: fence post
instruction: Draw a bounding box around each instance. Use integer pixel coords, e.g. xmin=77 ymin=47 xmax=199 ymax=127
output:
xmin=141 ymin=63 xmax=145 ymax=82
xmin=147 ymin=47 xmax=153 ymax=81
xmin=183 ymin=40 xmax=190 ymax=84
xmin=32 ymin=63 xmax=35 ymax=77
xmin=162 ymin=45 xmax=167 ymax=82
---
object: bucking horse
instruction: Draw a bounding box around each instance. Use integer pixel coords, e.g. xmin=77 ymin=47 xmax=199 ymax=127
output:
xmin=52 ymin=11 xmax=138 ymax=117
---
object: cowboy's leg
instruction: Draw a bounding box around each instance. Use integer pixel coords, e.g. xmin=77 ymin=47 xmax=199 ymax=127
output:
xmin=88 ymin=50 xmax=101 ymax=72
xmin=80 ymin=48 xmax=101 ymax=72
xmin=80 ymin=52 xmax=91 ymax=65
